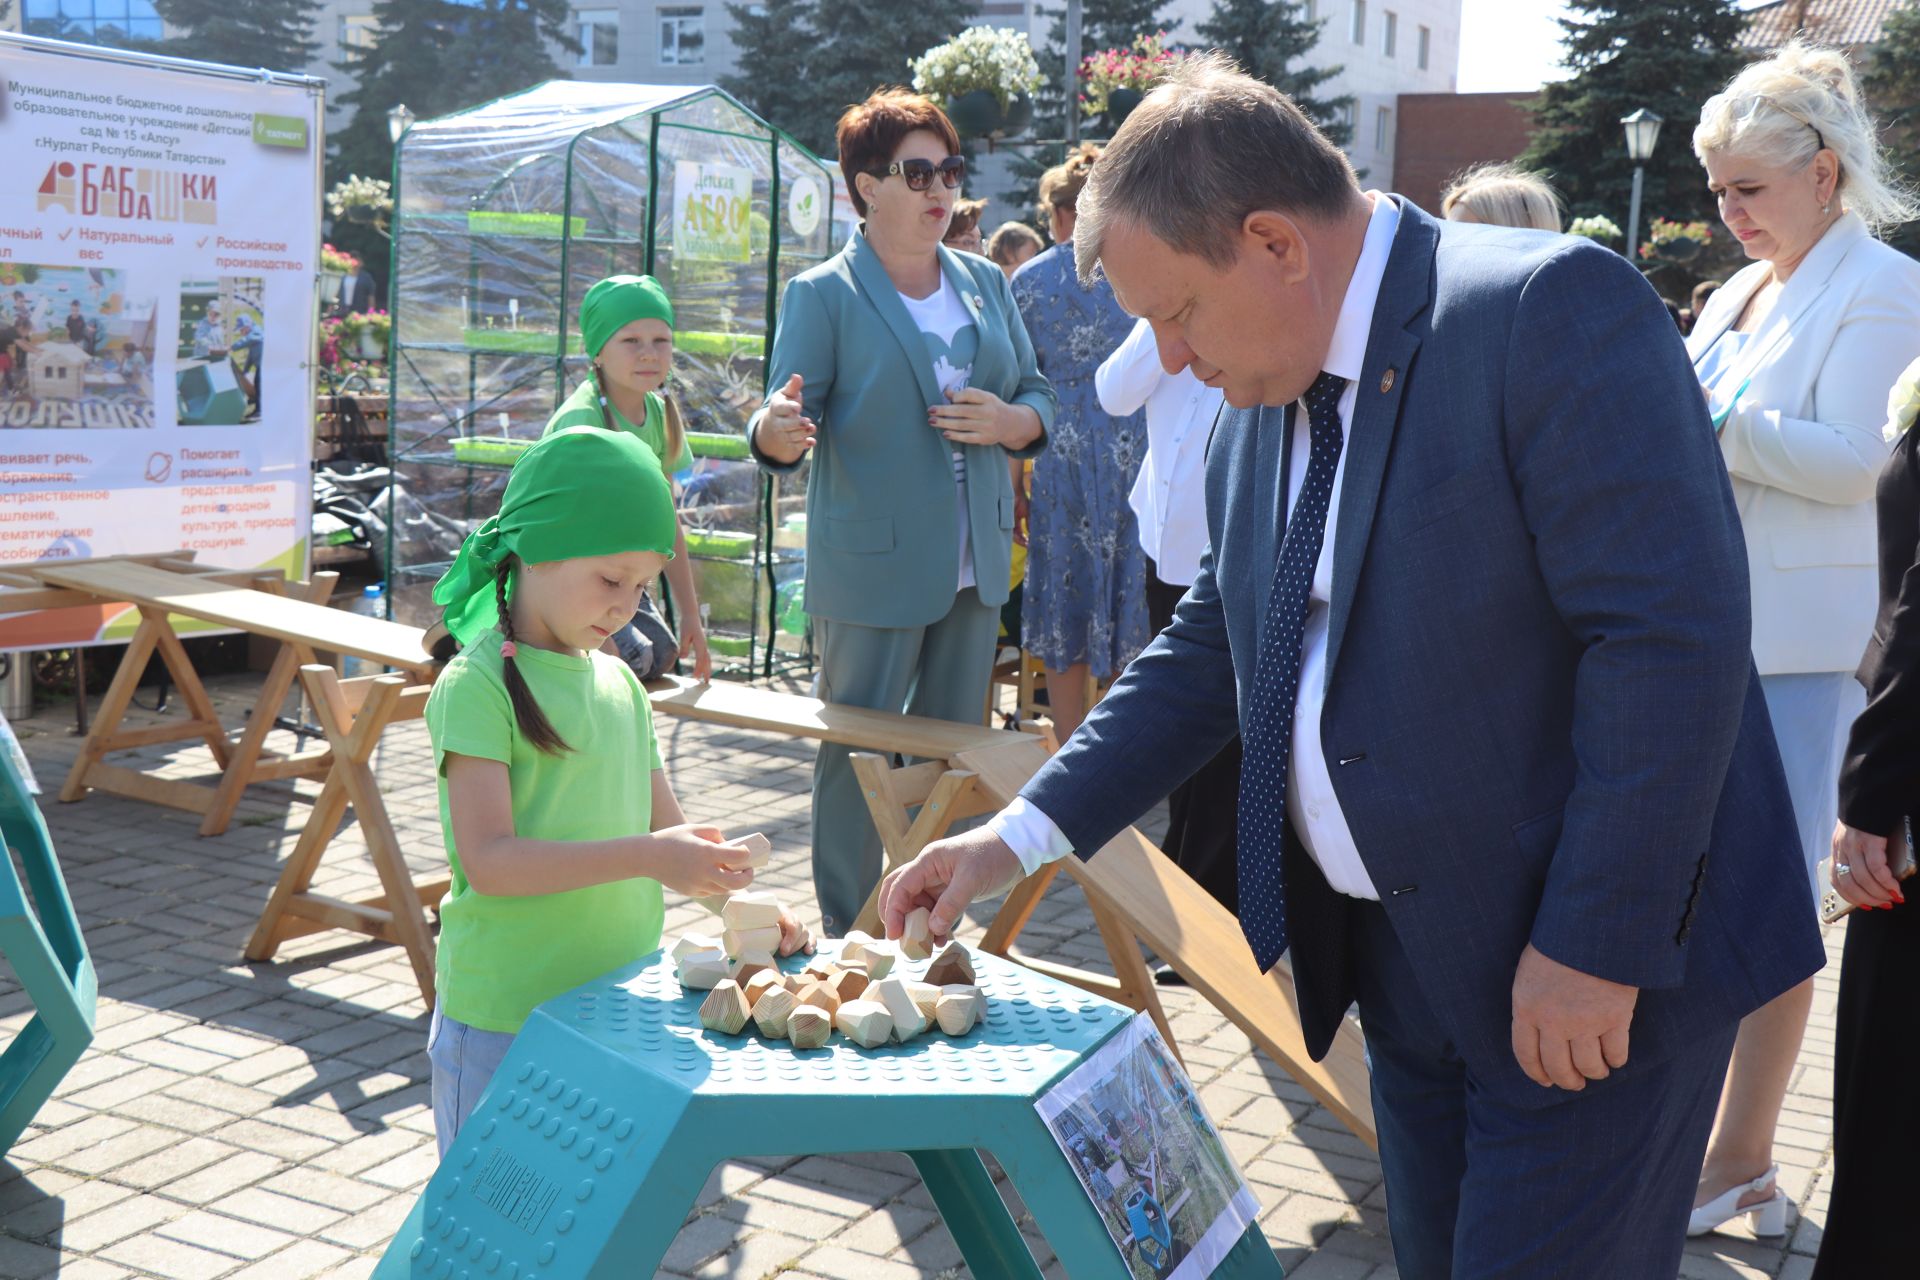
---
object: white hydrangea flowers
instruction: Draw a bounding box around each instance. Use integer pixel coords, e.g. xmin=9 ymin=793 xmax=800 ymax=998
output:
xmin=911 ymin=27 xmax=1044 ymax=111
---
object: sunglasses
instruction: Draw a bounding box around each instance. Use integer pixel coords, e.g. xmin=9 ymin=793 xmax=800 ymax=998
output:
xmin=883 ymin=156 xmax=967 ymax=192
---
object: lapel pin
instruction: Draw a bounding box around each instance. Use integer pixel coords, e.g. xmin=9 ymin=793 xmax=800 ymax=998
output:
xmin=971 ymin=293 xmax=984 ymax=310
xmin=1379 ymin=368 xmax=1396 ymax=394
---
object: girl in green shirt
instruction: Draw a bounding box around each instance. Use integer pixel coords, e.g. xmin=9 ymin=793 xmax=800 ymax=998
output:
xmin=424 ymin=426 xmax=810 ymax=1155
xmin=544 ymin=274 xmax=713 ymax=680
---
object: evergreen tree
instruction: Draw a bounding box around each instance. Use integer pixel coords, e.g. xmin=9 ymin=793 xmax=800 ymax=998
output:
xmin=151 ymin=0 xmax=320 ymax=72
xmin=1861 ymin=1 xmax=1920 ymax=255
xmin=719 ymin=0 xmax=824 ymax=152
xmin=1520 ymin=0 xmax=1747 ymax=226
xmin=1193 ymin=0 xmax=1351 ymax=145
xmin=805 ymin=0 xmax=980 ymax=158
xmin=328 ymin=0 xmax=578 ymax=263
xmin=1012 ymin=1 xmax=1171 ymax=223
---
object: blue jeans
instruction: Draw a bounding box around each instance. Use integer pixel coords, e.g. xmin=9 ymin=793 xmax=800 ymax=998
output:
xmin=1352 ymin=901 xmax=1736 ymax=1279
xmin=427 ymin=1006 xmax=517 ymax=1158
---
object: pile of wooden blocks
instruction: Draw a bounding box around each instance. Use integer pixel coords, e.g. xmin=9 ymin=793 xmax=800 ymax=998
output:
xmin=674 ymin=895 xmax=985 ymax=1050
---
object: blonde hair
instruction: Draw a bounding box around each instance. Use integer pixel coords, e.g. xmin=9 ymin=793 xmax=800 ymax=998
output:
xmin=1693 ymin=39 xmax=1918 ymax=234
xmin=1440 ymin=163 xmax=1562 ymax=232
xmin=986 ymin=219 xmax=1044 ymax=265
xmin=1040 ymin=143 xmax=1102 ymax=213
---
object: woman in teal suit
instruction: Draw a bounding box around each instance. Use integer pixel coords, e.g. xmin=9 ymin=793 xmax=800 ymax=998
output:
xmin=752 ymin=89 xmax=1056 ymax=935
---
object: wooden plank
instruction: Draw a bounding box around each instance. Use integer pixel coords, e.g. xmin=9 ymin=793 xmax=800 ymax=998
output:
xmin=36 ymin=561 xmax=433 ymax=673
xmin=246 ymin=752 xmax=335 ymax=782
xmin=956 ymin=737 xmax=1377 ymax=1148
xmin=77 ymin=763 xmax=216 ymax=814
xmin=646 ymin=675 xmax=1015 ymax=760
xmin=99 ymin=719 xmax=226 ymax=751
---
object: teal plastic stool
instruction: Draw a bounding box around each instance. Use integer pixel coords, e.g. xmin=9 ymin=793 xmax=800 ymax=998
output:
xmin=0 ymin=741 xmax=96 ymax=1156
xmin=375 ymin=948 xmax=1284 ymax=1278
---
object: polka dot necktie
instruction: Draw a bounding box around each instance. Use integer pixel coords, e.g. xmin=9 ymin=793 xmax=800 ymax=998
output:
xmin=1237 ymin=370 xmax=1348 ymax=973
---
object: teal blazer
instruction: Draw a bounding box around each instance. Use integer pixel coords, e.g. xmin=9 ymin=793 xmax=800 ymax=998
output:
xmin=752 ymin=232 xmax=1056 ymax=628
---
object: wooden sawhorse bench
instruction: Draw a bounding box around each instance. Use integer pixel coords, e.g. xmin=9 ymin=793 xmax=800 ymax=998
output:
xmin=11 ymin=555 xmax=435 ymax=835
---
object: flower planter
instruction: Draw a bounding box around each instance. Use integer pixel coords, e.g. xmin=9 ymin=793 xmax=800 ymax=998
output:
xmin=1000 ymin=93 xmax=1033 ymax=137
xmin=356 ymin=331 xmax=386 ymax=360
xmin=1106 ymin=88 xmax=1145 ymax=131
xmin=1654 ymin=237 xmax=1702 ymax=262
xmin=947 ymin=90 xmax=1004 ymax=139
xmin=319 ymin=271 xmax=346 ymax=303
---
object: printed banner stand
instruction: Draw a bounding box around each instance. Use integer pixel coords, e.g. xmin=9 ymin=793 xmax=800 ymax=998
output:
xmin=0 ymin=34 xmax=325 ymax=649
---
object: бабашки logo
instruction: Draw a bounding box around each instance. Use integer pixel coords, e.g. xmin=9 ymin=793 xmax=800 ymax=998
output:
xmin=36 ymin=162 xmax=217 ymax=224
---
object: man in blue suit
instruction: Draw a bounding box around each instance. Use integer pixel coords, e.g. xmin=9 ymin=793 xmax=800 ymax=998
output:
xmin=880 ymin=57 xmax=1826 ymax=1277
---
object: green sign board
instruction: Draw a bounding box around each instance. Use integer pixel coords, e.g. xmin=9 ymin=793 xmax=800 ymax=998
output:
xmin=252 ymin=113 xmax=308 ymax=149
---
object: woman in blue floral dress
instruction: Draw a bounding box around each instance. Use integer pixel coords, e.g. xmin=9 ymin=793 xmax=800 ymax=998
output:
xmin=1010 ymin=145 xmax=1149 ymax=741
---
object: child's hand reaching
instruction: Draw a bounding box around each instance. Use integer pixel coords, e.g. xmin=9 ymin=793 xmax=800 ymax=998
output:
xmin=644 ymin=824 xmax=756 ymax=898
xmin=775 ymin=906 xmax=815 ymax=957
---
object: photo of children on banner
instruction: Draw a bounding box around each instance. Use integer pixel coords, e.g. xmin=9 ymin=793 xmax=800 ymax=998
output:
xmin=177 ymin=276 xmax=264 ymax=425
xmin=1036 ymin=1015 xmax=1260 ymax=1279
xmin=0 ymin=264 xmax=157 ymax=429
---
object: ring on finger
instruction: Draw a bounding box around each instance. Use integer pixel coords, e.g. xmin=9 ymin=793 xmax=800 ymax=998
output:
xmin=1836 ymin=863 xmax=1853 ymax=876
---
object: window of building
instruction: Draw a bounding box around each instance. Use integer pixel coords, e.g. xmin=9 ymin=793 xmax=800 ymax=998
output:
xmin=340 ymin=14 xmax=378 ymax=54
xmin=1383 ymin=11 xmax=1397 ymax=57
xmin=659 ymin=5 xmax=705 ymax=65
xmin=1376 ymin=106 xmax=1392 ymax=151
xmin=1350 ymin=0 xmax=1365 ymax=45
xmin=1418 ymin=24 xmax=1431 ymax=71
xmin=22 ymin=0 xmax=162 ymax=43
xmin=577 ymin=8 xmax=619 ymax=66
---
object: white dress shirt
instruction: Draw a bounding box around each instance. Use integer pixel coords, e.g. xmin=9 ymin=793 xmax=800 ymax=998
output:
xmin=989 ymin=193 xmax=1403 ymax=902
xmin=1096 ymin=316 xmax=1225 ymax=586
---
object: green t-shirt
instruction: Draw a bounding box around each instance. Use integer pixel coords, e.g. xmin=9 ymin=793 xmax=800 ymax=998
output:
xmin=425 ymin=629 xmax=666 ymax=1032
xmin=544 ymin=380 xmax=695 ymax=473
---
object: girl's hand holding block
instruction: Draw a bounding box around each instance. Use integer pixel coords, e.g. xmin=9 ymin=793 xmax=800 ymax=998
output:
xmin=643 ymin=823 xmax=759 ymax=898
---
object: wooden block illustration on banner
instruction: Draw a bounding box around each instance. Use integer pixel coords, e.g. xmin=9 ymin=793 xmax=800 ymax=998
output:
xmin=698 ymin=980 xmax=752 ymax=1035
xmin=787 ymin=1004 xmax=831 ymax=1049
xmin=835 ymin=999 xmax=895 ymax=1049
xmin=751 ymin=986 xmax=799 ymax=1039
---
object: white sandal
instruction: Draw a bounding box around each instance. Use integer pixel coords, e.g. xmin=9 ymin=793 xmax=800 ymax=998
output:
xmin=1687 ymin=1165 xmax=1790 ymax=1238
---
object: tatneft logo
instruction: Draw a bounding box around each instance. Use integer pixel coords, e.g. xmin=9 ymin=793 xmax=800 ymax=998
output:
xmin=35 ymin=162 xmax=218 ymax=225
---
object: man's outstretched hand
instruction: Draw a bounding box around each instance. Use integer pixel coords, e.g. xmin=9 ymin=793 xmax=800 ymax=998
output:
xmin=878 ymin=827 xmax=1025 ymax=945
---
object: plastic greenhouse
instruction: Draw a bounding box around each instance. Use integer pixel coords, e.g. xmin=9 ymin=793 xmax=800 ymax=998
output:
xmin=385 ymin=82 xmax=836 ymax=674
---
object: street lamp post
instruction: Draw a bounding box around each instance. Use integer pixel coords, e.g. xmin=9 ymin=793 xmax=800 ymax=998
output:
xmin=387 ymin=103 xmax=415 ymax=145
xmin=1621 ymin=108 xmax=1663 ymax=263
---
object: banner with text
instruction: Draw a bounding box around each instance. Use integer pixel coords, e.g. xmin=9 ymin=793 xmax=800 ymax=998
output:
xmin=0 ymin=39 xmax=320 ymax=648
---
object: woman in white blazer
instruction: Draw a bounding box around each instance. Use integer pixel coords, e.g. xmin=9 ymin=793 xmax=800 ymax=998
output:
xmin=1684 ymin=41 xmax=1920 ymax=1241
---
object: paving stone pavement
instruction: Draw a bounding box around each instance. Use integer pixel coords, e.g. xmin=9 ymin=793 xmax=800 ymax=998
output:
xmin=0 ymin=672 xmax=1841 ymax=1279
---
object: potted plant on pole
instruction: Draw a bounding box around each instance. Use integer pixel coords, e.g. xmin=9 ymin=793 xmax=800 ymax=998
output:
xmin=1638 ymin=217 xmax=1713 ymax=264
xmin=319 ymin=244 xmax=360 ymax=303
xmin=911 ymin=27 xmax=1044 ymax=142
xmin=1079 ymin=32 xmax=1183 ymax=133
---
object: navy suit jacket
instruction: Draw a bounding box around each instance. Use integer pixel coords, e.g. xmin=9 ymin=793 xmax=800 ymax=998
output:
xmin=1023 ymin=199 xmax=1827 ymax=1105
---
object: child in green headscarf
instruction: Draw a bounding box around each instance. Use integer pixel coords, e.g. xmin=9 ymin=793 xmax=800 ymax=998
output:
xmin=424 ymin=427 xmax=810 ymax=1155
xmin=544 ymin=273 xmax=712 ymax=681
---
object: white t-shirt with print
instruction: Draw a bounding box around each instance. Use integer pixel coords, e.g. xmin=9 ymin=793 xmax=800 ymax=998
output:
xmin=897 ymin=276 xmax=981 ymax=594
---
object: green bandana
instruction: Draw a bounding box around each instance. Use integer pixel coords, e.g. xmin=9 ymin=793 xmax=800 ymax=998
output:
xmin=581 ymin=274 xmax=674 ymax=358
xmin=433 ymin=426 xmax=677 ymax=646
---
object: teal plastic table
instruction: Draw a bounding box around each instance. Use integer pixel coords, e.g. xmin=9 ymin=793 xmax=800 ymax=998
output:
xmin=0 ymin=742 xmax=96 ymax=1155
xmin=374 ymin=947 xmax=1284 ymax=1278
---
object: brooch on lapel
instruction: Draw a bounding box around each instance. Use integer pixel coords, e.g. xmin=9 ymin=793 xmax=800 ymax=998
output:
xmin=969 ymin=293 xmax=984 ymax=311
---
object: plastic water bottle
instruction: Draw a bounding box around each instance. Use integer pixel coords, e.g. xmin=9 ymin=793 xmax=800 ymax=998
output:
xmin=342 ymin=584 xmax=384 ymax=678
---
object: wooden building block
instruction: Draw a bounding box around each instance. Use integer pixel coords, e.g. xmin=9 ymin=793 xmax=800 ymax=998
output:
xmin=671 ymin=933 xmax=720 ymax=963
xmin=787 ymin=1005 xmax=831 ymax=1050
xmin=720 ymin=890 xmax=784 ymax=932
xmin=900 ymin=907 xmax=934 ymax=962
xmin=828 ymin=969 xmax=869 ymax=1004
xmin=857 ymin=940 xmax=897 ymax=981
xmin=677 ymin=948 xmax=731 ymax=990
xmin=803 ymin=958 xmax=840 ymax=981
xmin=733 ymin=949 xmax=777 ymax=975
xmin=751 ymin=986 xmax=799 ymax=1039
xmin=732 ymin=958 xmax=775 ymax=988
xmin=924 ymin=941 xmax=975 ymax=988
xmin=940 ymin=984 xmax=985 ymax=1019
xmin=723 ymin=923 xmax=783 ymax=958
xmin=907 ymin=981 xmax=943 ymax=1022
xmin=734 ymin=831 xmax=772 ymax=868
xmin=836 ymin=999 xmax=895 ymax=1049
xmin=796 ymin=980 xmax=842 ymax=1019
xmin=699 ymin=980 xmax=752 ymax=1035
xmin=872 ymin=977 xmax=928 ymax=1041
xmin=743 ymin=970 xmax=784 ymax=1005
xmin=936 ymin=993 xmax=980 ymax=1037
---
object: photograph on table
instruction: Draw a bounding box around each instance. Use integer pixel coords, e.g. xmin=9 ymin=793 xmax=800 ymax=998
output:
xmin=0 ymin=263 xmax=157 ymax=429
xmin=1036 ymin=1014 xmax=1259 ymax=1279
xmin=177 ymin=276 xmax=265 ymax=426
